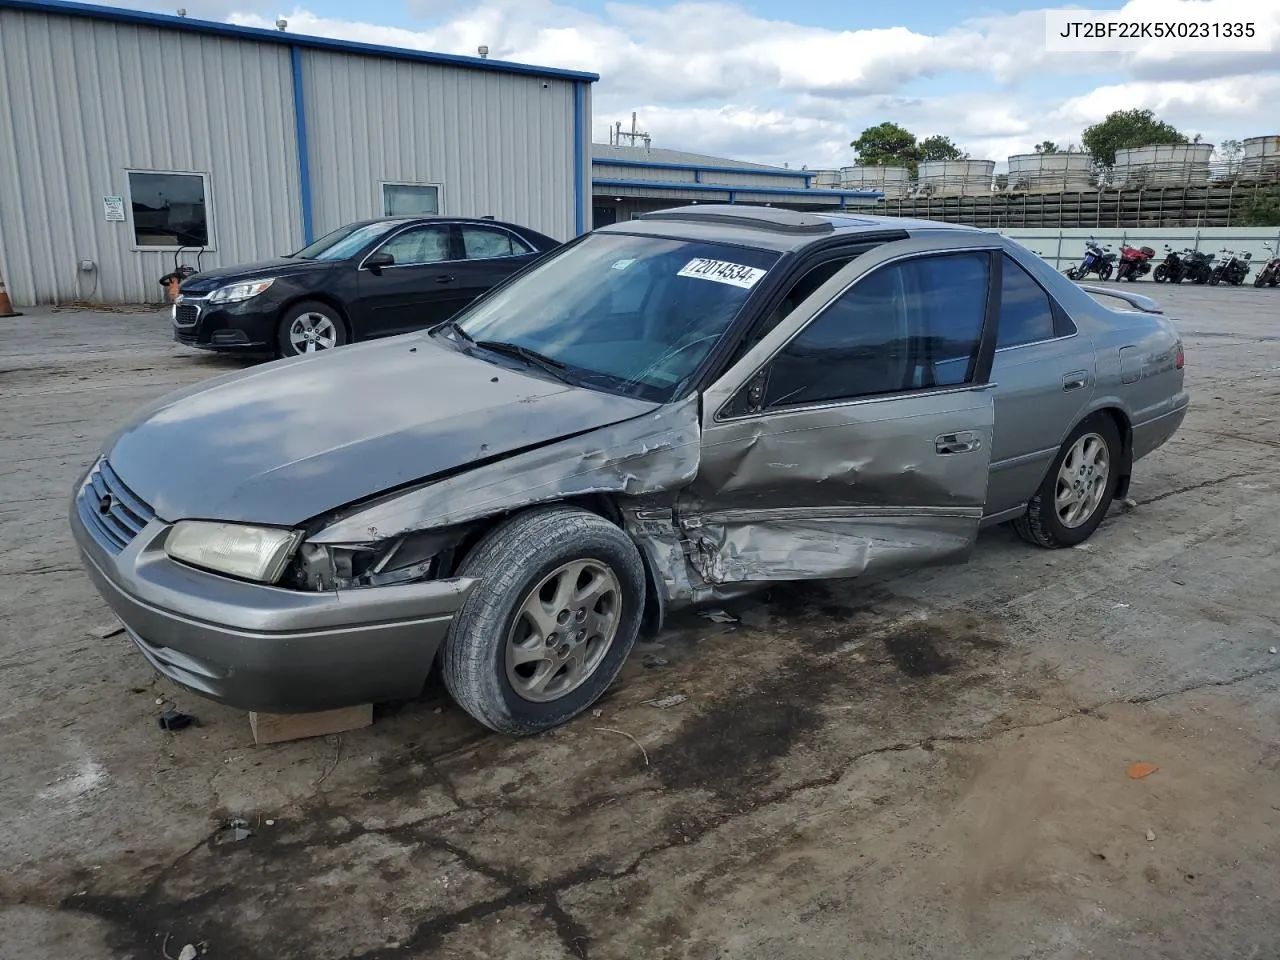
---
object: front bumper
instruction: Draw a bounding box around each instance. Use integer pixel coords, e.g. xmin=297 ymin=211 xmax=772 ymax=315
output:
xmin=171 ymin=295 xmax=276 ymax=353
xmin=69 ymin=465 xmax=476 ymax=713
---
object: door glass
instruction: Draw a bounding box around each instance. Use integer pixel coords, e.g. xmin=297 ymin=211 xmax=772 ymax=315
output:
xmin=461 ymin=225 xmax=532 ymax=259
xmin=376 ymin=225 xmax=451 ymax=266
xmin=762 ymin=252 xmax=990 ymax=409
xmin=998 ymin=255 xmax=1056 ymax=348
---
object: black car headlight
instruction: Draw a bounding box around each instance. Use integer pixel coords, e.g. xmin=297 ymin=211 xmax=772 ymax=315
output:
xmin=208 ymin=278 xmax=275 ymax=304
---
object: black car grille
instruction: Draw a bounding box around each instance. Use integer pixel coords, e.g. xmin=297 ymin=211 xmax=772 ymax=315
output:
xmin=174 ymin=303 xmax=200 ymax=327
xmin=76 ymin=459 xmax=157 ymax=554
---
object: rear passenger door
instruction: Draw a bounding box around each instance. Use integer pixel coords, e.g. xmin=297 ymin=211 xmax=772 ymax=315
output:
xmin=984 ymin=251 xmax=1094 ymax=517
xmin=680 ymin=237 xmax=1000 ymax=585
xmin=450 ymin=224 xmax=541 ymax=315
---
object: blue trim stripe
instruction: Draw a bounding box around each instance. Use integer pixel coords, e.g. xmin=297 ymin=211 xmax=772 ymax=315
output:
xmin=592 ymin=178 xmax=883 ymax=200
xmin=2 ymin=0 xmax=600 ymax=82
xmin=290 ymin=47 xmax=314 ymax=245
xmin=573 ymin=83 xmax=586 ymax=236
xmin=592 ymin=156 xmax=811 ymax=180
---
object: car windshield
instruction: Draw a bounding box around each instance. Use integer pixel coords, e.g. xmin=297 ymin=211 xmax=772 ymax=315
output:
xmin=291 ymin=221 xmax=409 ymax=261
xmin=440 ymin=232 xmax=779 ymax=403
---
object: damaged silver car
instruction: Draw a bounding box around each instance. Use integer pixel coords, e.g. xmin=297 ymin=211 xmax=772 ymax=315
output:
xmin=70 ymin=206 xmax=1188 ymax=735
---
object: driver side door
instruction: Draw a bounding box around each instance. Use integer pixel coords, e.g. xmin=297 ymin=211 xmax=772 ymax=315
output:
xmin=678 ymin=236 xmax=1000 ymax=585
xmin=356 ymin=223 xmax=463 ymax=337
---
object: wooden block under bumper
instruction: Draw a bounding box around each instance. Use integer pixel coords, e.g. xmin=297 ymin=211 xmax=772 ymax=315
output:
xmin=249 ymin=704 xmax=372 ymax=744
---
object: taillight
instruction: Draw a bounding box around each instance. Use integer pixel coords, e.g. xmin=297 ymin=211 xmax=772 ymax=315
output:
xmin=1175 ymin=341 xmax=1184 ymax=369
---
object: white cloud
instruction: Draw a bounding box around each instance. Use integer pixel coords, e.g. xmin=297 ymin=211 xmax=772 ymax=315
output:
xmin=207 ymin=0 xmax=1280 ymax=167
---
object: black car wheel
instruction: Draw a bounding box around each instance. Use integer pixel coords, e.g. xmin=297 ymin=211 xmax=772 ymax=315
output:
xmin=278 ymin=301 xmax=348 ymax=357
xmin=1013 ymin=416 xmax=1121 ymax=549
xmin=441 ymin=505 xmax=645 ymax=735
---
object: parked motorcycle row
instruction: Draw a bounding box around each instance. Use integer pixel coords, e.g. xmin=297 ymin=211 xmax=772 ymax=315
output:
xmin=1056 ymin=238 xmax=1279 ymax=288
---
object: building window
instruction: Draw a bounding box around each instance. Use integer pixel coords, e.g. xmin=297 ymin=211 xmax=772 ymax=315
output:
xmin=127 ymin=171 xmax=210 ymax=248
xmin=382 ymin=183 xmax=440 ymax=217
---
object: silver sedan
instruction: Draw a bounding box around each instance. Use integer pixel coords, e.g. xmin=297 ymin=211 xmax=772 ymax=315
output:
xmin=71 ymin=206 xmax=1188 ymax=735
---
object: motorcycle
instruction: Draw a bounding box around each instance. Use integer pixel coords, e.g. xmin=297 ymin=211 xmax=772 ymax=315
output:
xmin=1064 ymin=237 xmax=1115 ymax=281
xmin=1182 ymin=250 xmax=1215 ymax=284
xmin=1209 ymin=249 xmax=1252 ymax=286
xmin=1153 ymin=245 xmax=1190 ymax=283
xmin=1252 ymin=243 xmax=1280 ymax=287
xmin=1115 ymin=243 xmax=1156 ymax=281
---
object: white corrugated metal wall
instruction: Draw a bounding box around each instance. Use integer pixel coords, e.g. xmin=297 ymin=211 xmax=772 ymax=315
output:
xmin=301 ymin=50 xmax=580 ymax=243
xmin=0 ymin=8 xmax=302 ymax=304
xmin=0 ymin=5 xmax=590 ymax=305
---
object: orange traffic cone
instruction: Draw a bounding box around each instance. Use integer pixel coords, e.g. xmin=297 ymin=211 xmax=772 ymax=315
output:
xmin=0 ymin=279 xmax=21 ymax=318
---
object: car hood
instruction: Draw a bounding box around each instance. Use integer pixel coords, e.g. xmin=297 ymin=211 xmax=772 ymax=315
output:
xmin=178 ymin=257 xmax=328 ymax=293
xmin=103 ymin=335 xmax=660 ymax=526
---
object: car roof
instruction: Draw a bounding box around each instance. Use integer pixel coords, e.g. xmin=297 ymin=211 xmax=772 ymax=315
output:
xmin=346 ymin=215 xmax=549 ymax=234
xmin=595 ymin=204 xmax=987 ymax=253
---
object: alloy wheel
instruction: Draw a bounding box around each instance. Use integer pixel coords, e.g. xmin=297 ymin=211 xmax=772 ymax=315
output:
xmin=504 ymin=559 xmax=621 ymax=703
xmin=288 ymin=312 xmax=339 ymax=354
xmin=1055 ymin=432 xmax=1110 ymax=529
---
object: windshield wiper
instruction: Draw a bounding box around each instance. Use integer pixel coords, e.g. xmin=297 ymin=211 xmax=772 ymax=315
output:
xmin=473 ymin=340 xmax=574 ymax=384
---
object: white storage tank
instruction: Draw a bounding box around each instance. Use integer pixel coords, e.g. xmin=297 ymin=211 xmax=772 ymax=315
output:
xmin=811 ymin=169 xmax=841 ymax=188
xmin=1112 ymin=143 xmax=1213 ymax=187
xmin=916 ymin=159 xmax=995 ymax=196
xmin=839 ymin=165 xmax=910 ymax=198
xmin=1005 ymin=152 xmax=1094 ymax=193
xmin=1240 ymin=135 xmax=1280 ymax=180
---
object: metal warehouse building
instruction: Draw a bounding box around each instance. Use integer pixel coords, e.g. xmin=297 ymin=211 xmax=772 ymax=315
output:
xmin=591 ymin=144 xmax=881 ymax=227
xmin=0 ymin=0 xmax=595 ymax=305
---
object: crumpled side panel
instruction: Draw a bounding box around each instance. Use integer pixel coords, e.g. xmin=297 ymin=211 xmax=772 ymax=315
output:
xmin=313 ymin=395 xmax=702 ymax=544
xmin=684 ymin=509 xmax=980 ymax=584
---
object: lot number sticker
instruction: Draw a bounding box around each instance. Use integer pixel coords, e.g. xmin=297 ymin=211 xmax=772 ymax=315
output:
xmin=677 ymin=258 xmax=766 ymax=289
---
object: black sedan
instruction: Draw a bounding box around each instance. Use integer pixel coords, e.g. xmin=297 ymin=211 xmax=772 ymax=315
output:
xmin=171 ymin=216 xmax=560 ymax=357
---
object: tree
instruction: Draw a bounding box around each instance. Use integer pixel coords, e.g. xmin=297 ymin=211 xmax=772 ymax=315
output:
xmin=1237 ymin=187 xmax=1280 ymax=226
xmin=1034 ymin=140 xmax=1060 ymax=154
xmin=1217 ymin=138 xmax=1244 ymax=174
xmin=851 ymin=122 xmax=920 ymax=173
xmin=920 ymin=134 xmax=966 ymax=162
xmin=1081 ymin=108 xmax=1188 ymax=168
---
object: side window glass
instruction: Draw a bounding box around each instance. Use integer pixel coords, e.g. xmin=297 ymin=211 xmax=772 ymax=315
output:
xmin=998 ymin=254 xmax=1057 ymax=348
xmin=761 ymin=252 xmax=989 ymax=409
xmin=378 ymin=226 xmax=450 ymax=266
xmin=461 ymin=226 xmax=532 ymax=260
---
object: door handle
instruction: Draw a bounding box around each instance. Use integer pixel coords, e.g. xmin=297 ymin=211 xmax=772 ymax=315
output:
xmin=936 ymin=431 xmax=981 ymax=455
xmin=1062 ymin=370 xmax=1088 ymax=391
xmin=436 ymin=275 xmax=455 ymax=284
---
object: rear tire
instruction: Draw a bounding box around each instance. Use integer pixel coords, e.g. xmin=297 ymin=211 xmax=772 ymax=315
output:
xmin=441 ymin=505 xmax=645 ymax=736
xmin=1098 ymin=264 xmax=1113 ymax=280
xmin=1013 ymin=416 xmax=1122 ymax=549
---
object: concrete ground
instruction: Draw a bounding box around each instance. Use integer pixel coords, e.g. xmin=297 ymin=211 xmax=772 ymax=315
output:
xmin=1 ymin=286 xmax=1278 ymax=960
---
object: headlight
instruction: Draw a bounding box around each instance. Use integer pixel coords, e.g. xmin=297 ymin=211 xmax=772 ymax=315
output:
xmin=208 ymin=278 xmax=275 ymax=304
xmin=166 ymin=521 xmax=302 ymax=583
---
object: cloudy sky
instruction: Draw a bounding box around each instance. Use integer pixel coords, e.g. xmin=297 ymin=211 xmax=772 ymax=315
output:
xmin=111 ymin=0 xmax=1279 ymax=169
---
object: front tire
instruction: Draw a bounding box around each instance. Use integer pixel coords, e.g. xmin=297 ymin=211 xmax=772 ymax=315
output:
xmin=1012 ymin=416 xmax=1121 ymax=549
xmin=441 ymin=505 xmax=646 ymax=736
xmin=1153 ymin=264 xmax=1168 ymax=282
xmin=1098 ymin=263 xmax=1113 ymax=280
xmin=1065 ymin=267 xmax=1079 ymax=280
xmin=277 ymin=300 xmax=348 ymax=357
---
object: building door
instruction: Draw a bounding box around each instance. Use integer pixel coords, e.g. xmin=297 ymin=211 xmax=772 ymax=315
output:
xmin=593 ymin=205 xmax=618 ymax=229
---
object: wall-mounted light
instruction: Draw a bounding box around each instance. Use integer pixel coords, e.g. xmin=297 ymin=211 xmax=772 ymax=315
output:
xmin=477 ymin=45 xmax=489 ymax=58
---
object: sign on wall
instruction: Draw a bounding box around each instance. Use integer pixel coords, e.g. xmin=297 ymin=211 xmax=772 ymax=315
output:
xmin=103 ymin=196 xmax=126 ymax=222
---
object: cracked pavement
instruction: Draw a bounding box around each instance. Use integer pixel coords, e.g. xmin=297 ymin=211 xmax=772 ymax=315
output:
xmin=2 ymin=285 xmax=1279 ymax=959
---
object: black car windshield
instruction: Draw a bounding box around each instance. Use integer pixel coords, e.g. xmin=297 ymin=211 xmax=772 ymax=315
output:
xmin=292 ymin=220 xmax=411 ymax=261
xmin=441 ymin=232 xmax=779 ymax=403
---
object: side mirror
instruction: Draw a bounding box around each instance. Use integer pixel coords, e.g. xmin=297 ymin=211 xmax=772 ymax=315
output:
xmin=365 ymin=252 xmax=395 ymax=273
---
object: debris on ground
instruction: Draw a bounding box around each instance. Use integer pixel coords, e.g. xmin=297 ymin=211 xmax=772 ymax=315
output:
xmin=158 ymin=710 xmax=198 ymax=731
xmin=699 ymin=609 xmax=738 ymax=624
xmin=592 ymin=726 xmax=649 ymax=766
xmin=642 ymin=654 xmax=669 ymax=668
xmin=1073 ymin=543 xmax=1093 ymax=551
xmin=1270 ymin=647 xmax=1277 ymax=655
xmin=591 ymin=708 xmax=603 ymax=719
xmin=89 ymin=618 xmax=125 ymax=639
xmin=642 ymin=694 xmax=689 ymax=709
xmin=1114 ymin=603 xmax=1130 ymax=609
xmin=1128 ymin=762 xmax=1159 ymax=779
xmin=1121 ymin=497 xmax=1139 ymax=510
xmin=214 ymin=817 xmax=254 ymax=844
xmin=1172 ymin=578 xmax=1186 ymax=586
xmin=1145 ymin=828 xmax=1157 ymax=842
xmin=178 ymin=945 xmax=198 ymax=960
